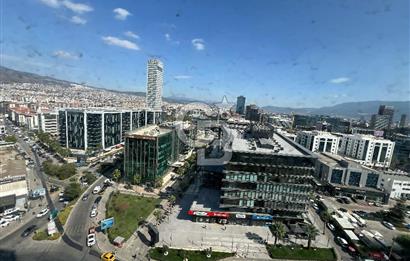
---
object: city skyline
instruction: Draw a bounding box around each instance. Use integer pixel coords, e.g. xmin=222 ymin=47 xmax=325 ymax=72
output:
xmin=1 ymin=0 xmax=409 ymax=108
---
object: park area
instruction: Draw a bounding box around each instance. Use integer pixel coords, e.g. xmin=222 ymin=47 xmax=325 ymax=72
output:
xmin=149 ymin=248 xmax=234 ymax=261
xmin=266 ymin=245 xmax=336 ymax=261
xmin=106 ymin=192 xmax=160 ymax=241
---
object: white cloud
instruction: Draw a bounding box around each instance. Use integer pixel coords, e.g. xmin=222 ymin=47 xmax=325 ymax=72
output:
xmin=113 ymin=8 xmax=131 ymax=20
xmin=192 ymin=38 xmax=205 ymax=50
xmin=164 ymin=33 xmax=180 ymax=45
xmin=62 ymin=0 xmax=93 ymax=14
xmin=329 ymin=77 xmax=350 ymax=84
xmin=52 ymin=50 xmax=80 ymax=59
xmin=174 ymin=75 xmax=192 ymax=80
xmin=39 ymin=0 xmax=60 ymax=8
xmin=70 ymin=16 xmax=87 ymax=25
xmin=124 ymin=31 xmax=139 ymax=39
xmin=101 ymin=36 xmax=139 ymax=50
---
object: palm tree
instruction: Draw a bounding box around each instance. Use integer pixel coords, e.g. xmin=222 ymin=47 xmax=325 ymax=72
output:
xmin=320 ymin=211 xmax=331 ymax=235
xmin=305 ymin=224 xmax=319 ymax=249
xmin=271 ymin=222 xmax=286 ymax=246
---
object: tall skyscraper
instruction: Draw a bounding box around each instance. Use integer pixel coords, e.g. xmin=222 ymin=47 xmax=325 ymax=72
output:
xmin=399 ymin=114 xmax=407 ymax=128
xmin=370 ymin=105 xmax=395 ymax=130
xmin=236 ymin=95 xmax=246 ymax=115
xmin=146 ymin=59 xmax=163 ymax=111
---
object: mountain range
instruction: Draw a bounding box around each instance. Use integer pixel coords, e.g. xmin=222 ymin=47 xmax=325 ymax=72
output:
xmin=1 ymin=66 xmax=409 ymax=120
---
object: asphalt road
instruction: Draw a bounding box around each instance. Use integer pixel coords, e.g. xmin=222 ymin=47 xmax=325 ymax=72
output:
xmin=64 ymin=176 xmax=105 ymax=244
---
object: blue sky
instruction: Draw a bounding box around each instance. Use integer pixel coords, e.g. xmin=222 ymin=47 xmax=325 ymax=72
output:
xmin=1 ymin=0 xmax=409 ymax=107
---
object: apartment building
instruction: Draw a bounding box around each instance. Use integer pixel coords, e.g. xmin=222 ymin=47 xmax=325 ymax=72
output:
xmin=338 ymin=134 xmax=395 ymax=168
xmin=296 ymin=131 xmax=340 ymax=154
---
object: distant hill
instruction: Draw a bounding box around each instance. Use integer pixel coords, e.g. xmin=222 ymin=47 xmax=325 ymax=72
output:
xmin=0 ymin=66 xmax=73 ymax=86
xmin=263 ymin=101 xmax=410 ymax=121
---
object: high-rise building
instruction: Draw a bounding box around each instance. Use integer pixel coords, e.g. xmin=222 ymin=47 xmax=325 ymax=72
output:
xmin=236 ymin=96 xmax=246 ymax=115
xmin=370 ymin=105 xmax=394 ymax=130
xmin=38 ymin=111 xmax=58 ymax=136
xmin=338 ymin=134 xmax=395 ymax=168
xmin=245 ymin=104 xmax=261 ymax=122
xmin=218 ymin=131 xmax=316 ymax=222
xmin=400 ymin=114 xmax=408 ymax=128
xmin=296 ymin=131 xmax=340 ymax=154
xmin=59 ymin=108 xmax=162 ymax=150
xmin=124 ymin=125 xmax=182 ymax=185
xmin=146 ymin=59 xmax=163 ymax=111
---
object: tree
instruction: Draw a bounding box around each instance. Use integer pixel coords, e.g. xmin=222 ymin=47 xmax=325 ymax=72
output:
xmin=168 ymin=195 xmax=176 ymax=205
xmin=132 ymin=175 xmax=141 ymax=185
xmin=305 ymin=224 xmax=319 ymax=249
xmin=4 ymin=135 xmax=17 ymax=143
xmin=112 ymin=169 xmax=121 ymax=182
xmin=153 ymin=210 xmax=162 ymax=224
xmin=271 ymin=222 xmax=286 ymax=246
xmin=64 ymin=182 xmax=81 ymax=201
xmin=162 ymin=245 xmax=169 ymax=256
xmin=386 ymin=201 xmax=406 ymax=223
xmin=154 ymin=177 xmax=163 ymax=188
xmin=320 ymin=211 xmax=332 ymax=234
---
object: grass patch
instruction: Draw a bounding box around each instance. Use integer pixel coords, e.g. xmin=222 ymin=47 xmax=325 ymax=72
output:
xmin=106 ymin=192 xmax=160 ymax=242
xmin=149 ymin=248 xmax=234 ymax=261
xmin=57 ymin=204 xmax=75 ymax=225
xmin=267 ymin=245 xmax=336 ymax=261
xmin=32 ymin=229 xmax=61 ymax=241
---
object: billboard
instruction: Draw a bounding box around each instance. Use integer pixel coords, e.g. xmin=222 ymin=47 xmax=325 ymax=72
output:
xmin=100 ymin=217 xmax=114 ymax=230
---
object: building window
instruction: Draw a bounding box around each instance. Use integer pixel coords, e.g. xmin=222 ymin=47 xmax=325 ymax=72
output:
xmin=365 ymin=173 xmax=379 ymax=188
xmin=348 ymin=171 xmax=362 ymax=187
xmin=330 ymin=169 xmax=343 ymax=184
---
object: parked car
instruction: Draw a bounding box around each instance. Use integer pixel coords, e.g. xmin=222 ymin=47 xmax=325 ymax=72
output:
xmin=312 ymin=203 xmax=319 ymax=211
xmin=101 ymin=252 xmax=115 ymax=261
xmin=89 ymin=226 xmax=96 ymax=234
xmin=50 ymin=185 xmax=59 ymax=193
xmin=36 ymin=208 xmax=49 ymax=218
xmin=2 ymin=214 xmax=20 ymax=222
xmin=21 ymin=225 xmax=37 ymax=237
xmin=339 ymin=208 xmax=348 ymax=212
xmin=90 ymin=209 xmax=97 ymax=218
xmin=92 ymin=186 xmax=101 ymax=194
xmin=94 ymin=196 xmax=102 ymax=205
xmin=337 ymin=198 xmax=345 ymax=204
xmin=382 ymin=221 xmax=396 ymax=230
xmin=82 ymin=193 xmax=89 ymax=201
xmin=87 ymin=233 xmax=96 ymax=247
xmin=0 ymin=219 xmax=10 ymax=228
xmin=327 ymin=223 xmax=335 ymax=231
xmin=336 ymin=237 xmax=348 ymax=247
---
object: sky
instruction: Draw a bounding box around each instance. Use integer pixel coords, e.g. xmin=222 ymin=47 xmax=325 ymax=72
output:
xmin=1 ymin=0 xmax=409 ymax=107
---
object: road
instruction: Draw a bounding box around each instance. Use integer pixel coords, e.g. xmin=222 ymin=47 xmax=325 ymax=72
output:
xmin=0 ymin=120 xmax=102 ymax=261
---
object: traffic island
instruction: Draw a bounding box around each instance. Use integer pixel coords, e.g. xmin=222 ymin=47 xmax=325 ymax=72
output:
xmin=32 ymin=229 xmax=61 ymax=241
xmin=148 ymin=247 xmax=234 ymax=261
xmin=266 ymin=245 xmax=337 ymax=260
xmin=105 ymin=192 xmax=160 ymax=242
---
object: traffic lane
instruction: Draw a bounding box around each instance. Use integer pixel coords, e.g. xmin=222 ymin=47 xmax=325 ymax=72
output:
xmin=309 ymin=208 xmax=354 ymax=261
xmin=0 ymin=215 xmax=48 ymax=248
xmin=64 ymin=177 xmax=105 ymax=244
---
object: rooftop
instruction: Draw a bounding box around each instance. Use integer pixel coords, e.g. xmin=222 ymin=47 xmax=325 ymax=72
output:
xmin=0 ymin=160 xmax=27 ymax=180
xmin=230 ymin=130 xmax=314 ymax=157
xmin=125 ymin=125 xmax=172 ymax=138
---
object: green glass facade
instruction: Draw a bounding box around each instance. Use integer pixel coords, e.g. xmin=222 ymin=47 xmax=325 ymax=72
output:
xmin=124 ymin=127 xmax=182 ymax=184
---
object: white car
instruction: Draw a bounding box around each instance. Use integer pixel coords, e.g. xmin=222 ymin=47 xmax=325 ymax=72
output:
xmin=0 ymin=219 xmax=10 ymax=228
xmin=92 ymin=186 xmax=101 ymax=194
xmin=36 ymin=208 xmax=49 ymax=218
xmin=90 ymin=209 xmax=97 ymax=218
xmin=327 ymin=223 xmax=335 ymax=231
xmin=87 ymin=233 xmax=96 ymax=247
xmin=58 ymin=192 xmax=64 ymax=197
xmin=382 ymin=221 xmax=396 ymax=230
xmin=2 ymin=215 xmax=20 ymax=222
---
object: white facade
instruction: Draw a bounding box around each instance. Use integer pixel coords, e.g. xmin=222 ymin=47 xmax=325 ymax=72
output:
xmin=38 ymin=112 xmax=58 ymax=136
xmin=378 ymin=171 xmax=410 ymax=199
xmin=339 ymin=134 xmax=395 ymax=168
xmin=296 ymin=131 xmax=340 ymax=154
xmin=146 ymin=59 xmax=163 ymax=111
